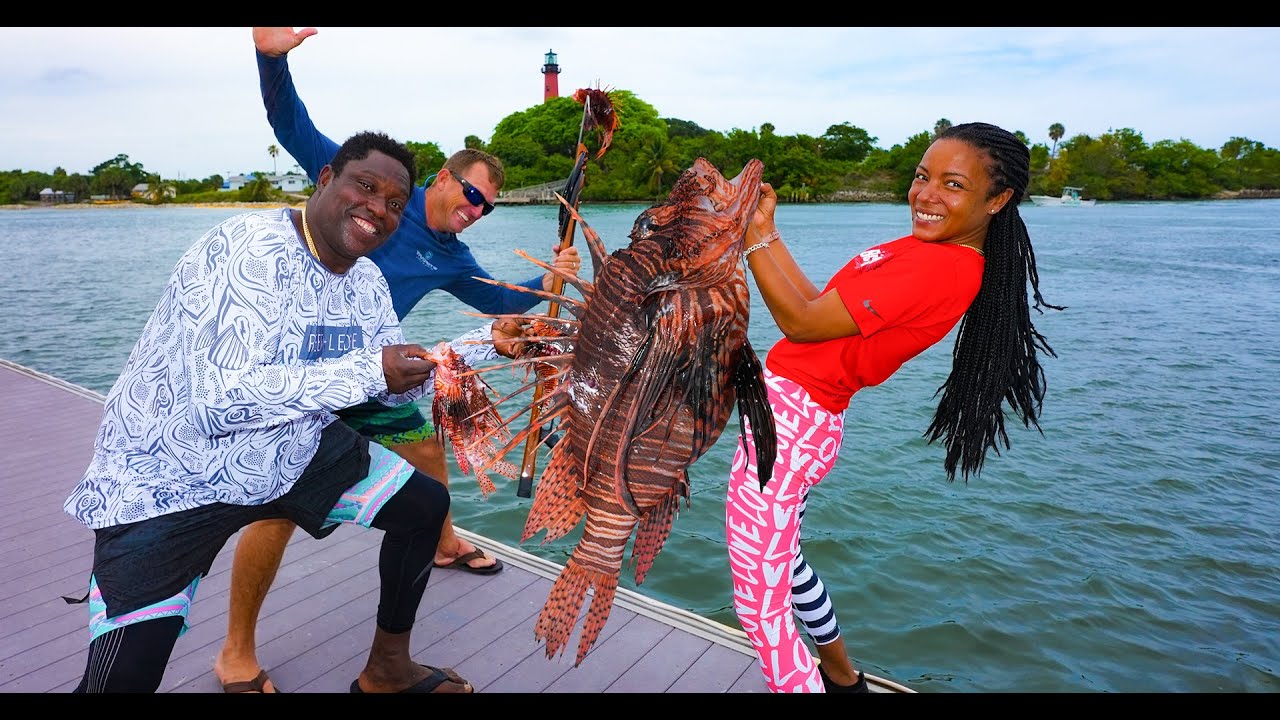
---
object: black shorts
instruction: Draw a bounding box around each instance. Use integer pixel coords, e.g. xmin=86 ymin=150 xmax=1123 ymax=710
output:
xmin=88 ymin=421 xmax=371 ymax=620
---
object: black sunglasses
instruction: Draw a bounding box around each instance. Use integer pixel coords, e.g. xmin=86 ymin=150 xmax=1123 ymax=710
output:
xmin=452 ymin=172 xmax=495 ymax=216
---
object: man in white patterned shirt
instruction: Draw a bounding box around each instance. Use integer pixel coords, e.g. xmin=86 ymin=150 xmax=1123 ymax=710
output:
xmin=64 ymin=131 xmax=519 ymax=694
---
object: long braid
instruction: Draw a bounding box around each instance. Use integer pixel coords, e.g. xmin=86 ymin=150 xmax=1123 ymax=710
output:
xmin=924 ymin=123 xmax=1066 ymax=482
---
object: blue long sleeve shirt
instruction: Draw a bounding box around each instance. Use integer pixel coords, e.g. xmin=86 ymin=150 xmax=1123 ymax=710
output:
xmin=256 ymin=50 xmax=545 ymax=321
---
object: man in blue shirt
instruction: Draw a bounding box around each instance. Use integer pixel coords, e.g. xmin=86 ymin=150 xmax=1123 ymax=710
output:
xmin=213 ymin=26 xmax=581 ymax=693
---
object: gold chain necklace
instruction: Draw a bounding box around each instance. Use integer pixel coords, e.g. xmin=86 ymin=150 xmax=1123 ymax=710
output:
xmin=300 ymin=206 xmax=320 ymax=259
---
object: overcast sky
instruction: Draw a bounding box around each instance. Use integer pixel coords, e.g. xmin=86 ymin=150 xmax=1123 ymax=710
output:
xmin=3 ymin=27 xmax=1278 ymax=181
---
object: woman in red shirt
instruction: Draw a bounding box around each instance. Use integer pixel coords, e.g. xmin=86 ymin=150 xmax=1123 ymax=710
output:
xmin=726 ymin=122 xmax=1062 ymax=692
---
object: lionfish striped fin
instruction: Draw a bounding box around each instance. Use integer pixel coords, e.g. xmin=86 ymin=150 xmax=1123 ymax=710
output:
xmin=553 ymin=192 xmax=611 ymax=276
xmin=470 ymin=277 xmax=586 ymax=318
xmin=511 ymin=249 xmax=594 ymax=301
xmin=630 ymin=487 xmax=685 ymax=585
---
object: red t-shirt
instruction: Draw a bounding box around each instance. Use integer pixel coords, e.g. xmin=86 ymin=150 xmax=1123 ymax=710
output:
xmin=765 ymin=236 xmax=984 ymax=413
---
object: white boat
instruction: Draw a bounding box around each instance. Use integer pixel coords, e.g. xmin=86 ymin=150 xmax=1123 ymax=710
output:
xmin=1029 ymin=185 xmax=1096 ymax=207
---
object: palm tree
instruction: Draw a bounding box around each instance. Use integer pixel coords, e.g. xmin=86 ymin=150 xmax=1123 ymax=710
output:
xmin=143 ymin=172 xmax=173 ymax=204
xmin=637 ymin=135 xmax=679 ymax=199
xmin=934 ymin=118 xmax=952 ymax=138
xmin=268 ymin=144 xmax=279 ymax=175
xmin=1048 ymin=123 xmax=1065 ymax=158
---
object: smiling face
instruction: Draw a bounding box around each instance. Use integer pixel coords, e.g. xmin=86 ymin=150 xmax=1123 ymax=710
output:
xmin=908 ymin=137 xmax=1013 ymax=251
xmin=426 ymin=164 xmax=499 ymax=234
xmin=309 ymin=150 xmax=412 ymax=272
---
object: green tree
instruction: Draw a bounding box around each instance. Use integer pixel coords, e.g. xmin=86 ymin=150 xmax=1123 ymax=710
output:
xmin=865 ymin=131 xmax=933 ymax=198
xmin=1048 ymin=123 xmax=1065 ymax=158
xmin=141 ymin=172 xmax=175 ymax=203
xmin=489 ymin=90 xmax=665 ymax=196
xmin=91 ymin=166 xmax=135 ymax=200
xmin=404 ymin=141 xmax=447 ymax=183
xmin=1056 ymin=129 xmax=1149 ymax=200
xmin=90 ymin=154 xmax=146 ymax=198
xmin=238 ymin=173 xmax=275 ymax=202
xmin=1142 ymin=139 xmax=1222 ymax=198
xmin=633 ymin=130 xmax=679 ymax=198
xmin=268 ymin=144 xmax=279 ymax=174
xmin=663 ymin=118 xmax=712 ymax=140
xmin=1215 ymin=136 xmax=1280 ymax=189
xmin=933 ymin=118 xmax=952 ymax=138
xmin=820 ymin=122 xmax=876 ymax=163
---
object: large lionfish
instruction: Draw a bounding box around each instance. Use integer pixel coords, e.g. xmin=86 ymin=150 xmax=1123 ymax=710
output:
xmin=466 ymin=157 xmax=778 ymax=665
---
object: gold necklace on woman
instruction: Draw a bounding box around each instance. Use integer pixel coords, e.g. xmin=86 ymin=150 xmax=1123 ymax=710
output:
xmin=300 ymin=206 xmax=320 ymax=259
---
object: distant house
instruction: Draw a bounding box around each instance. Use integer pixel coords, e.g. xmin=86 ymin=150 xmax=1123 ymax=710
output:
xmin=221 ymin=172 xmax=311 ymax=193
xmin=131 ymin=183 xmax=176 ymax=200
xmin=38 ymin=187 xmax=74 ymax=204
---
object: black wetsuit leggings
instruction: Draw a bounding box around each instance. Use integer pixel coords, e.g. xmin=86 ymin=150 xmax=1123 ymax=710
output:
xmin=73 ymin=471 xmax=448 ymax=693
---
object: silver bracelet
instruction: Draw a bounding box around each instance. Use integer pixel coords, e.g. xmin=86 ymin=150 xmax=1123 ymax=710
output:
xmin=742 ymin=229 xmax=780 ymax=258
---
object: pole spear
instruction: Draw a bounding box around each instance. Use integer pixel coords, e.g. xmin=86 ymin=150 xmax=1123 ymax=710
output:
xmin=515 ymin=96 xmax=591 ymax=498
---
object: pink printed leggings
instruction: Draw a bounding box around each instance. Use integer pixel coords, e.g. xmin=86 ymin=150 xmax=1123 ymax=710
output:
xmin=726 ymin=368 xmax=845 ymax=693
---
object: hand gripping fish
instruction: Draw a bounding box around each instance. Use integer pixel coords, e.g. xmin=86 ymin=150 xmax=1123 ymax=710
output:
xmin=423 ymin=340 xmax=519 ymax=497
xmin=467 ymin=158 xmax=778 ymax=665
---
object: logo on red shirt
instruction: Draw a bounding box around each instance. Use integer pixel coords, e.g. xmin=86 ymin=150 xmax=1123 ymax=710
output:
xmin=853 ymin=248 xmax=889 ymax=269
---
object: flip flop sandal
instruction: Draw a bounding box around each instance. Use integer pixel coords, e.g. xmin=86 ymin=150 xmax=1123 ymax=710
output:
xmin=434 ymin=548 xmax=504 ymax=575
xmin=350 ymin=665 xmax=473 ymax=693
xmin=221 ymin=669 xmax=279 ymax=693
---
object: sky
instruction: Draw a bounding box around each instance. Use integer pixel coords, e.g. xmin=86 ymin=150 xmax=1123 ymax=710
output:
xmin=3 ymin=26 xmax=1279 ymax=181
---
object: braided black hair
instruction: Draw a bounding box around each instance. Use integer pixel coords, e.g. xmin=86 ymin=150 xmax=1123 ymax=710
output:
xmin=924 ymin=122 xmax=1065 ymax=482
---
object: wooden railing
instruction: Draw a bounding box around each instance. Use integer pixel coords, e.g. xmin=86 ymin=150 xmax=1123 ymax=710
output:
xmin=495 ymin=178 xmax=568 ymax=205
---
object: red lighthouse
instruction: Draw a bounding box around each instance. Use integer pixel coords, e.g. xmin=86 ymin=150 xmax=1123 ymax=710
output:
xmin=542 ymin=49 xmax=560 ymax=102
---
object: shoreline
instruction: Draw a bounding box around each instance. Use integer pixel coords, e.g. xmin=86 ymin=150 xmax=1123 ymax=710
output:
xmin=5 ymin=188 xmax=1279 ymax=213
xmin=0 ymin=201 xmax=304 ymax=211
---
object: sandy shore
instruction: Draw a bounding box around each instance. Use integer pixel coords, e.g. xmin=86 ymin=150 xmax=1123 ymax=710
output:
xmin=1 ymin=201 xmax=302 ymax=211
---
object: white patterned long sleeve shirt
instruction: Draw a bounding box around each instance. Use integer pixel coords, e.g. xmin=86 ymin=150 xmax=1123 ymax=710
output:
xmin=64 ymin=208 xmax=497 ymax=530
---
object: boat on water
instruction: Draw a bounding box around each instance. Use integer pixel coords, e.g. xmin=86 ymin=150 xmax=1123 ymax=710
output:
xmin=1029 ymin=185 xmax=1095 ymax=207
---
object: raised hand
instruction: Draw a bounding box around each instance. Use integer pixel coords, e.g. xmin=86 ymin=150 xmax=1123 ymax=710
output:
xmin=252 ymin=27 xmax=319 ymax=58
xmin=748 ymin=182 xmax=778 ymax=240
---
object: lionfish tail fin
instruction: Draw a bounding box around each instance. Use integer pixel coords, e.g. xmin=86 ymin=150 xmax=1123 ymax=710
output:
xmin=520 ymin=445 xmax=586 ymax=543
xmin=574 ymin=570 xmax=620 ymax=665
xmin=534 ymin=558 xmax=615 ymax=664
xmin=631 ymin=489 xmax=682 ymax=585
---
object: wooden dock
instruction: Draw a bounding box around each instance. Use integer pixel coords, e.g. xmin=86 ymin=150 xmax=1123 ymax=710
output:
xmin=0 ymin=359 xmax=910 ymax=693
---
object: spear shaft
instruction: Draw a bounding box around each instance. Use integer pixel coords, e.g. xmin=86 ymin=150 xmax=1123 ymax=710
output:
xmin=516 ymin=98 xmax=591 ymax=498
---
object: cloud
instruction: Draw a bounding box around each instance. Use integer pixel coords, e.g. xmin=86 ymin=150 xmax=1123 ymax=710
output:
xmin=2 ymin=26 xmax=1277 ymax=179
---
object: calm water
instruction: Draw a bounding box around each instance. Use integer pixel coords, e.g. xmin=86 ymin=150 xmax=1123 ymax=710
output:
xmin=2 ymin=199 xmax=1278 ymax=693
